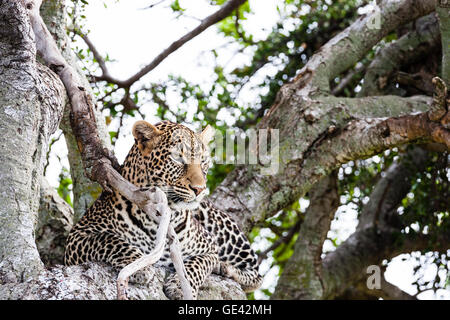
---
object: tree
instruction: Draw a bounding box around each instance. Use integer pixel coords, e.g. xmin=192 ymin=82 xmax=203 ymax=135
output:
xmin=0 ymin=0 xmax=448 ymax=300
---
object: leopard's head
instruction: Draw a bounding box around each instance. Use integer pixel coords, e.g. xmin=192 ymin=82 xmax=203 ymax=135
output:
xmin=126 ymin=120 xmax=214 ymax=210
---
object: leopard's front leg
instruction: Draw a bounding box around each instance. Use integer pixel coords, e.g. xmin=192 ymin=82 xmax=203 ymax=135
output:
xmin=163 ymin=252 xmax=219 ymax=300
xmin=163 ymin=211 xmax=219 ymax=299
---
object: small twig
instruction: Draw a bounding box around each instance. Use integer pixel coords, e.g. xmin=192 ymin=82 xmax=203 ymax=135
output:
xmin=43 ymin=131 xmax=63 ymax=176
xmin=77 ymin=32 xmax=110 ymax=78
xmin=257 ymin=217 xmax=303 ymax=264
xmin=139 ymin=0 xmax=168 ymax=10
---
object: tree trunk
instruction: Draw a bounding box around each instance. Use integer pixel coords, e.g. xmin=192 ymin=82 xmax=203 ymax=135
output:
xmin=0 ymin=0 xmax=66 ymax=281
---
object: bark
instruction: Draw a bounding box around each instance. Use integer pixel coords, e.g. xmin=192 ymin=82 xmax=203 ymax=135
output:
xmin=437 ymin=1 xmax=450 ymax=84
xmin=358 ymin=13 xmax=441 ymax=97
xmin=271 ymin=173 xmax=339 ymax=300
xmin=0 ymin=262 xmax=245 ymax=300
xmin=36 ymin=178 xmax=73 ymax=266
xmin=0 ymin=0 xmax=66 ymax=281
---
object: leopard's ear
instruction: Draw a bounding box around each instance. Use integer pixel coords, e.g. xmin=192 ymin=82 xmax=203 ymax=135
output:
xmin=132 ymin=120 xmax=162 ymax=155
xmin=200 ymin=125 xmax=215 ymax=145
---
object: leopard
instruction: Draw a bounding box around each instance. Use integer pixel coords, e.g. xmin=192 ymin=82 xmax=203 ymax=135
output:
xmin=64 ymin=120 xmax=262 ymax=299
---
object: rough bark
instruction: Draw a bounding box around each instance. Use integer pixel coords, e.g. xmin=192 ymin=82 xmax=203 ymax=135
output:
xmin=272 ymin=173 xmax=339 ymax=300
xmin=0 ymin=0 xmax=66 ymax=281
xmin=0 ymin=262 xmax=245 ymax=300
xmin=36 ymin=178 xmax=73 ymax=266
xmin=437 ymin=0 xmax=450 ymax=84
xmin=358 ymin=13 xmax=441 ymax=97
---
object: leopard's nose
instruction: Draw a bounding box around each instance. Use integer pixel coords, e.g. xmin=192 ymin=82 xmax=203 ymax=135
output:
xmin=189 ymin=185 xmax=205 ymax=196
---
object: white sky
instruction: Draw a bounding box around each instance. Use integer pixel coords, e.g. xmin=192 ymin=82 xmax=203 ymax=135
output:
xmin=45 ymin=0 xmax=449 ymax=300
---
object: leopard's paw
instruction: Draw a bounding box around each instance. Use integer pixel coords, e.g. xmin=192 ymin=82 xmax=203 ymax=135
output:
xmin=129 ymin=266 xmax=155 ymax=285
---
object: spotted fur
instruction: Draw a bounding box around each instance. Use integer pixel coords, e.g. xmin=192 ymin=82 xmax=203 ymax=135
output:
xmin=64 ymin=120 xmax=262 ymax=299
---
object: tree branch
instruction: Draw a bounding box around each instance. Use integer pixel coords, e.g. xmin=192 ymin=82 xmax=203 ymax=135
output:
xmin=340 ymin=273 xmax=417 ymax=300
xmin=272 ymin=172 xmax=339 ymax=300
xmin=40 ymin=0 xmax=108 ymax=222
xmin=210 ymin=0 xmax=440 ymax=234
xmin=297 ymin=0 xmax=436 ymax=92
xmin=211 ymin=93 xmax=441 ymax=233
xmin=437 ymin=0 xmax=450 ymax=84
xmin=92 ymin=0 xmax=247 ymax=88
xmin=317 ymin=146 xmax=446 ymax=299
xmin=76 ymin=31 xmax=111 ymax=81
xmin=358 ymin=13 xmax=441 ymax=97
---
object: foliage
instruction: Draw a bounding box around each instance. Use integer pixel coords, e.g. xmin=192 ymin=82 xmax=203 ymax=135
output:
xmin=57 ymin=167 xmax=73 ymax=207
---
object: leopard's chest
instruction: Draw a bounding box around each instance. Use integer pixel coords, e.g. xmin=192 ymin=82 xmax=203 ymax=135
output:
xmin=109 ymin=197 xmax=200 ymax=257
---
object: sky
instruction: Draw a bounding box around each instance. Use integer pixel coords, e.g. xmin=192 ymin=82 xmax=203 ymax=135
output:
xmin=44 ymin=0 xmax=449 ymax=300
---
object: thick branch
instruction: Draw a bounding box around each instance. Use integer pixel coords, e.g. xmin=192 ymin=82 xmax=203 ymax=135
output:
xmin=211 ymin=94 xmax=438 ymax=233
xmin=437 ymin=1 xmax=450 ymax=84
xmin=306 ymin=106 xmax=449 ymax=175
xmin=321 ymin=226 xmax=450 ymax=299
xmin=358 ymin=13 xmax=441 ymax=97
xmin=40 ymin=0 xmax=108 ymax=222
xmin=272 ymin=173 xmax=339 ymax=300
xmin=297 ymin=0 xmax=436 ymax=92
